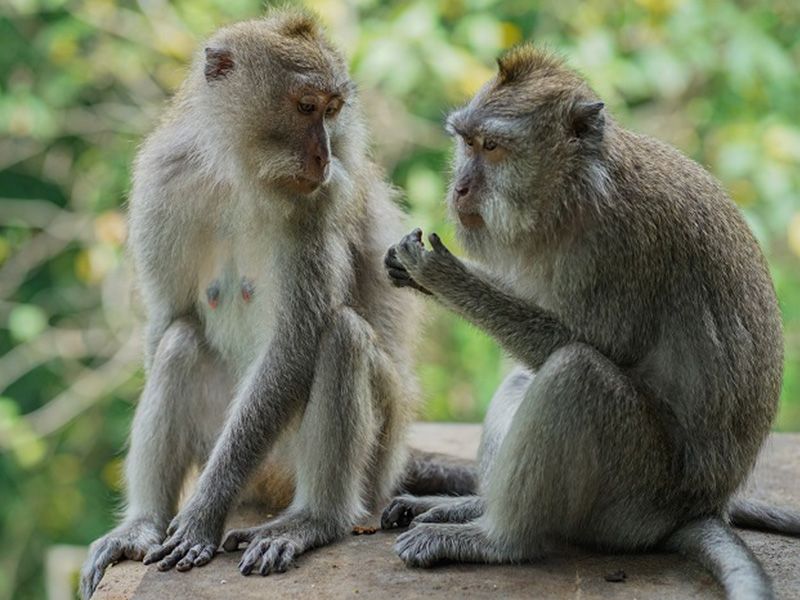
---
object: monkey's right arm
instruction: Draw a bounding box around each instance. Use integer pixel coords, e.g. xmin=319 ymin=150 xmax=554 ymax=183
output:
xmin=390 ymin=229 xmax=576 ymax=371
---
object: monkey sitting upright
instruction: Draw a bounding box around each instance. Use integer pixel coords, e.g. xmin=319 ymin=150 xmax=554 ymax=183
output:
xmin=382 ymin=46 xmax=800 ymax=599
xmin=79 ymin=11 xmax=425 ymax=598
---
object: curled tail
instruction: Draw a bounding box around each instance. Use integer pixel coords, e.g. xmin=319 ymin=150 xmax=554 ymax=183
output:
xmin=400 ymin=449 xmax=478 ymax=496
xmin=729 ymin=498 xmax=800 ymax=536
xmin=664 ymin=517 xmax=773 ymax=600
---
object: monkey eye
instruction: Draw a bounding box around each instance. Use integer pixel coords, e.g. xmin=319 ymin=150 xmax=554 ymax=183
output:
xmin=298 ymin=101 xmax=316 ymax=115
xmin=483 ymin=139 xmax=497 ymax=151
xmin=464 ymin=137 xmax=474 ymax=147
xmin=325 ymin=99 xmax=343 ymax=118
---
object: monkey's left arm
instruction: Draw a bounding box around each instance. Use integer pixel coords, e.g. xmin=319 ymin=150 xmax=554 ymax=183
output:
xmin=390 ymin=230 xmax=576 ymax=371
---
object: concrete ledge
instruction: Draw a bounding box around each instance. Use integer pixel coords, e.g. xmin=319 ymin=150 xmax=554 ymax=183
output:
xmin=94 ymin=424 xmax=800 ymax=599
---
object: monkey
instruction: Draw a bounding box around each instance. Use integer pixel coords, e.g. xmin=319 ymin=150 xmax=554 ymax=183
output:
xmin=380 ymin=45 xmax=800 ymax=599
xmin=78 ymin=10 xmax=429 ymax=598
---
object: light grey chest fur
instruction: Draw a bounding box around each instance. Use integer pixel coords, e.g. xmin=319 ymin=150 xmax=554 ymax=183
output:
xmin=196 ymin=226 xmax=281 ymax=375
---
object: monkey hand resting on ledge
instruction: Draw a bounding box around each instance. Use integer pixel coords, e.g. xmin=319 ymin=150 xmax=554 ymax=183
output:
xmin=382 ymin=45 xmax=799 ymax=600
xmin=79 ymin=9 xmax=429 ymax=598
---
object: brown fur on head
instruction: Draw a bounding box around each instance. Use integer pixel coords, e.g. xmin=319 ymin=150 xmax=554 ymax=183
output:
xmin=445 ymin=44 xmax=609 ymax=259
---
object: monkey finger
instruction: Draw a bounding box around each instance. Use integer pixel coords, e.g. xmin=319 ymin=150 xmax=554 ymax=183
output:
xmin=144 ymin=536 xmax=180 ymax=565
xmin=157 ymin=541 xmax=192 ymax=571
xmin=384 ymin=246 xmax=404 ymax=269
xmin=408 ymin=280 xmax=433 ymax=295
xmin=400 ymin=229 xmax=425 ymax=249
xmin=387 ymin=267 xmax=412 ymax=282
xmin=175 ymin=544 xmax=202 ymax=571
xmin=428 ymin=233 xmax=450 ymax=255
xmin=193 ymin=545 xmax=216 ymax=567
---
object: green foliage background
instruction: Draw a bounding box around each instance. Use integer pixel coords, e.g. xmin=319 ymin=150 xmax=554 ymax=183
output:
xmin=0 ymin=0 xmax=798 ymax=598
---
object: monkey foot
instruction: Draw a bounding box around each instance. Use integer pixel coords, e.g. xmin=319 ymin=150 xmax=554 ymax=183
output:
xmin=395 ymin=522 xmax=494 ymax=568
xmin=222 ymin=514 xmax=336 ymax=576
xmin=80 ymin=518 xmax=163 ymax=599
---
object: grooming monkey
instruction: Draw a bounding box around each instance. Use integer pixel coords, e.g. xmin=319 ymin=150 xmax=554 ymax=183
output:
xmin=80 ymin=11 xmax=426 ymax=598
xmin=382 ymin=46 xmax=800 ymax=599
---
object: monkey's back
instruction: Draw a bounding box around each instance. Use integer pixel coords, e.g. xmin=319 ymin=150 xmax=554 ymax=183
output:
xmin=600 ymin=128 xmax=783 ymax=506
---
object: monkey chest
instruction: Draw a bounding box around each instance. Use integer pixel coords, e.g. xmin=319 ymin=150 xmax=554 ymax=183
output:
xmin=196 ymin=237 xmax=281 ymax=370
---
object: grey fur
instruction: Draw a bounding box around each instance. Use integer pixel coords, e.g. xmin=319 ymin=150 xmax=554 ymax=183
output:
xmin=80 ymin=11 xmax=421 ymax=599
xmin=382 ymin=46 xmax=789 ymax=600
xmin=401 ymin=449 xmax=478 ymax=496
xmin=728 ymin=499 xmax=800 ymax=536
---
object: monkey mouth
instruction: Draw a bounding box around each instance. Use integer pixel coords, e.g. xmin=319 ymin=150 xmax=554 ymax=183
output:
xmin=458 ymin=211 xmax=485 ymax=229
xmin=278 ymin=175 xmax=323 ymax=195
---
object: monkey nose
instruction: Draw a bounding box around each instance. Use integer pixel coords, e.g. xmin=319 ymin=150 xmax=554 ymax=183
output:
xmin=315 ymin=153 xmax=330 ymax=169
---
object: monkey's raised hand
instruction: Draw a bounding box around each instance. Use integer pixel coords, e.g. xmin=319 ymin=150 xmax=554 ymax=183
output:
xmin=388 ymin=228 xmax=466 ymax=296
xmin=142 ymin=505 xmax=220 ymax=572
xmin=385 ymin=228 xmax=432 ymax=295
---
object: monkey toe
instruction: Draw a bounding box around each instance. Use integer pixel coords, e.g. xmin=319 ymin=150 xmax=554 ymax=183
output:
xmin=381 ymin=496 xmax=420 ymax=529
xmin=410 ymin=507 xmax=450 ymax=527
xmin=239 ymin=537 xmax=297 ymax=576
xmin=80 ymin=540 xmax=123 ymax=599
xmin=238 ymin=540 xmax=264 ymax=575
xmin=222 ymin=528 xmax=252 ymax=552
xmin=395 ymin=526 xmax=440 ymax=568
xmin=81 ymin=522 xmax=163 ymax=598
xmin=80 ymin=564 xmax=106 ymax=600
xmin=258 ymin=539 xmax=296 ymax=576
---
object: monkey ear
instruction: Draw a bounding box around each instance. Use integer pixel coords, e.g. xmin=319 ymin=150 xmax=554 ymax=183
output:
xmin=570 ymin=101 xmax=605 ymax=139
xmin=204 ymin=47 xmax=235 ymax=82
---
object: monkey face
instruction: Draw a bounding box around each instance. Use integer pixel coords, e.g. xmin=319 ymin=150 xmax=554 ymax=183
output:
xmin=198 ymin=15 xmax=362 ymax=198
xmin=444 ymin=47 xmax=608 ymax=257
xmin=445 ymin=104 xmax=543 ymax=255
xmin=267 ymin=83 xmax=352 ymax=195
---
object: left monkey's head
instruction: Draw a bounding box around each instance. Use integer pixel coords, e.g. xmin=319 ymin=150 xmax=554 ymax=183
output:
xmin=194 ymin=9 xmax=364 ymax=196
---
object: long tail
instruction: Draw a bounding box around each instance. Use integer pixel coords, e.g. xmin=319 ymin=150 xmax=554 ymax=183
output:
xmin=400 ymin=449 xmax=478 ymax=496
xmin=664 ymin=516 xmax=774 ymax=600
xmin=729 ymin=498 xmax=800 ymax=536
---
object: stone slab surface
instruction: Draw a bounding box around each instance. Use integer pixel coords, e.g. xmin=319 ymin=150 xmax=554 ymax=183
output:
xmin=93 ymin=424 xmax=800 ymax=599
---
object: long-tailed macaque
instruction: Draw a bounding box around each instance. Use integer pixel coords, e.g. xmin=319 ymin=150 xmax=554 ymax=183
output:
xmin=382 ymin=46 xmax=799 ymax=600
xmin=81 ymin=10 xmax=424 ymax=598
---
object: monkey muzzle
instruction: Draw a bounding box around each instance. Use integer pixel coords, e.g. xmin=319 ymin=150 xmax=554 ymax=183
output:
xmin=455 ymin=196 xmax=485 ymax=229
xmin=458 ymin=211 xmax=486 ymax=229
